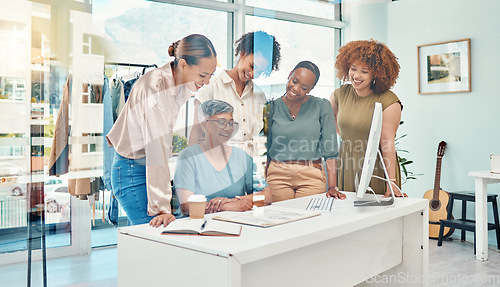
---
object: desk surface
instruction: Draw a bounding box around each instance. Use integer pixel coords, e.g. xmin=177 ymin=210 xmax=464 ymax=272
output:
xmin=119 ymin=192 xmax=427 ymax=265
xmin=468 ymin=171 xmax=500 ymax=179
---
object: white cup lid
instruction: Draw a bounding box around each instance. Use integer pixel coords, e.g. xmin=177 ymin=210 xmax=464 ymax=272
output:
xmin=188 ymin=194 xmax=207 ymax=202
xmin=253 ymin=194 xmax=265 ymax=201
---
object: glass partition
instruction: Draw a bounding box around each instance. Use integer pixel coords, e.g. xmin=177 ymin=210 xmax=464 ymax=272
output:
xmin=0 ymin=0 xmax=342 ymax=272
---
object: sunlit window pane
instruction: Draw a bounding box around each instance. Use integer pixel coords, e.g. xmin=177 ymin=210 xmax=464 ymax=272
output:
xmin=247 ymin=15 xmax=339 ymax=100
xmin=98 ymin=1 xmax=228 ymax=69
xmin=247 ymin=0 xmax=336 ymax=19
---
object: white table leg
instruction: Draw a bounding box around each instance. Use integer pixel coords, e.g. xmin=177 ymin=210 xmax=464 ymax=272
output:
xmin=475 ymin=177 xmax=488 ymax=261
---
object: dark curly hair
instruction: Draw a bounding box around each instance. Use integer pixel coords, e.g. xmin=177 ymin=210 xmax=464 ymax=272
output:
xmin=235 ymin=31 xmax=281 ymax=76
xmin=335 ymin=39 xmax=400 ymax=94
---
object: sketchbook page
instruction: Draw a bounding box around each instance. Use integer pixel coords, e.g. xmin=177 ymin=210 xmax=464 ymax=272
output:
xmin=161 ymin=219 xmax=204 ymax=235
xmin=213 ymin=206 xmax=321 ymax=227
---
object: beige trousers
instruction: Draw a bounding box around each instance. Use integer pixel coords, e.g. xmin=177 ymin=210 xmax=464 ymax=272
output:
xmin=266 ymin=160 xmax=327 ymax=203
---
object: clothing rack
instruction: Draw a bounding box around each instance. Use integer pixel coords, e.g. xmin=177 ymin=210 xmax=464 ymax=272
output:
xmin=104 ymin=62 xmax=158 ymax=75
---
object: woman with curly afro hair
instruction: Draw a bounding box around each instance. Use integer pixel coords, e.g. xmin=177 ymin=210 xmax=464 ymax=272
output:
xmin=327 ymin=39 xmax=406 ymax=198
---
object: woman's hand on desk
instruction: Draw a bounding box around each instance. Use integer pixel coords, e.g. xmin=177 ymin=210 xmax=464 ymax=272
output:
xmin=206 ymin=196 xmax=253 ymax=213
xmin=326 ymin=187 xmax=346 ymax=200
xmin=224 ymin=197 xmax=253 ymax=212
xmin=206 ymin=197 xmax=231 ymax=213
xmin=149 ymin=213 xmax=176 ymax=228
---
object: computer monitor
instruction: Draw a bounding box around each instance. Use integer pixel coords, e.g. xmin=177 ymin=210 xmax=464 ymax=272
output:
xmin=354 ymin=102 xmax=396 ymax=207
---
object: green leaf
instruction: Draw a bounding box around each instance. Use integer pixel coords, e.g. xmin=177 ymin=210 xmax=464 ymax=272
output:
xmin=402 ymin=165 xmax=408 ymax=176
xmin=395 ymin=134 xmax=408 ymax=141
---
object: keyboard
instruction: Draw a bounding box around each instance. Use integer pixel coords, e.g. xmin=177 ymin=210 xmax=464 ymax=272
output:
xmin=305 ymin=197 xmax=334 ymax=212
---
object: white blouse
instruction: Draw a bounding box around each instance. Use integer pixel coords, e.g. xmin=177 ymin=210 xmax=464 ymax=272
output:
xmin=195 ymin=70 xmax=266 ymax=157
xmin=106 ymin=62 xmax=192 ymax=216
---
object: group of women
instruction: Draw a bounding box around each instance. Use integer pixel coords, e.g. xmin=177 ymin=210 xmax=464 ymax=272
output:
xmin=106 ymin=31 xmax=405 ymax=228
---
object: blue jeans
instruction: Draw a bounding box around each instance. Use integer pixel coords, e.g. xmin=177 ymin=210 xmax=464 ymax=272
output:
xmin=111 ymin=152 xmax=154 ymax=225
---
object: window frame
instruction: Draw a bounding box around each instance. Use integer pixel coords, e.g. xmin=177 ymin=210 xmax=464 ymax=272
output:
xmin=150 ymin=0 xmax=343 ymax=67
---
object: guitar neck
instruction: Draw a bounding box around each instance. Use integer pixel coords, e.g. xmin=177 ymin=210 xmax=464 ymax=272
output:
xmin=432 ymin=157 xmax=443 ymax=200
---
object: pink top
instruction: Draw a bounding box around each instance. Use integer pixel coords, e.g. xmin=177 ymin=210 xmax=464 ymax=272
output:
xmin=106 ymin=62 xmax=192 ymax=215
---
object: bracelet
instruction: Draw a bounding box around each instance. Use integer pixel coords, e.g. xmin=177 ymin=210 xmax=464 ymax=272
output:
xmin=328 ymin=186 xmax=339 ymax=192
xmin=235 ymin=196 xmax=241 ymax=200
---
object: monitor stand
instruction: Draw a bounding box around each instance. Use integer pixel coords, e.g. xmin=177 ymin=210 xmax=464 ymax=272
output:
xmin=354 ymin=150 xmax=396 ymax=207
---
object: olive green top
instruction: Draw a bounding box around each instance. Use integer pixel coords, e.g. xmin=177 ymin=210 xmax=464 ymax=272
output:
xmin=333 ymin=84 xmax=402 ymax=195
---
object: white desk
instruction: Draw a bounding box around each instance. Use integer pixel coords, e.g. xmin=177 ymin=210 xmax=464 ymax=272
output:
xmin=117 ymin=193 xmax=429 ymax=287
xmin=468 ymin=171 xmax=500 ymax=261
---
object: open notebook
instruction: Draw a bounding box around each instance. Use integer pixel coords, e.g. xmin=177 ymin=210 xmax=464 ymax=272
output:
xmin=161 ymin=219 xmax=241 ymax=237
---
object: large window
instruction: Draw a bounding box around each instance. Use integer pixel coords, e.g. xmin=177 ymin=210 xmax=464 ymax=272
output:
xmin=96 ymin=1 xmax=228 ymax=68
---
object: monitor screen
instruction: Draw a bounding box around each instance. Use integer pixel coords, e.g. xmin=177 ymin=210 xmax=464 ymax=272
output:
xmin=356 ymin=102 xmax=383 ymax=199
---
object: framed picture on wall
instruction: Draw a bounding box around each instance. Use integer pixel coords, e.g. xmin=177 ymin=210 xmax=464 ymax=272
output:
xmin=418 ymin=38 xmax=471 ymax=94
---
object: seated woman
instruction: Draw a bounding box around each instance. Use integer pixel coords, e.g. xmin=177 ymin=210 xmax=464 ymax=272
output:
xmin=174 ymin=99 xmax=270 ymax=216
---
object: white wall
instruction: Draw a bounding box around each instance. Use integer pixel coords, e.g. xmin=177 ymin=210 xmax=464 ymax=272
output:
xmin=387 ymin=0 xmax=500 ymax=195
xmin=348 ymin=0 xmax=500 ymax=245
xmin=343 ymin=0 xmax=388 ymax=43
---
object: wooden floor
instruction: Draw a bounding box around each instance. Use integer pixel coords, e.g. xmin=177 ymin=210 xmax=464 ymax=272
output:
xmin=1 ymin=239 xmax=499 ymax=286
xmin=428 ymin=239 xmax=500 ymax=287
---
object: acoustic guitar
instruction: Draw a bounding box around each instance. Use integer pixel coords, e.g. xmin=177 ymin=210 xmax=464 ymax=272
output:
xmin=423 ymin=141 xmax=454 ymax=239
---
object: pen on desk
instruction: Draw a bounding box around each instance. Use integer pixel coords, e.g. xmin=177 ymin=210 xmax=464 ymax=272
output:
xmin=200 ymin=220 xmax=207 ymax=230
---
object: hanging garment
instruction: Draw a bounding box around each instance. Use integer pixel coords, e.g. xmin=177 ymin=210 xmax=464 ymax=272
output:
xmin=123 ymin=77 xmax=138 ymax=102
xmin=48 ymin=77 xmax=71 ymax=176
xmin=110 ymin=79 xmax=125 ymax=122
xmin=90 ymin=84 xmax=103 ymax=104
xmin=103 ymin=75 xmax=119 ymax=227
xmin=102 ymin=75 xmax=113 ymax=191
xmin=48 ymin=75 xmax=92 ymax=197
xmin=68 ymin=177 xmax=90 ymax=197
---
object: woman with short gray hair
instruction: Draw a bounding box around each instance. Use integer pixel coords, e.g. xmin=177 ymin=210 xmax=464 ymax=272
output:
xmin=175 ymin=99 xmax=271 ymax=216
xmin=197 ymin=99 xmax=234 ymax=121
